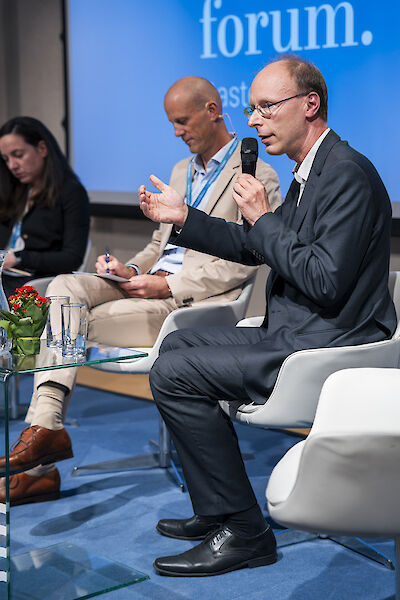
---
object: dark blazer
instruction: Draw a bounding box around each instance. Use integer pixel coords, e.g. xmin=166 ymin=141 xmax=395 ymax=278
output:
xmin=174 ymin=130 xmax=397 ymax=403
xmin=0 ymin=175 xmax=90 ymax=277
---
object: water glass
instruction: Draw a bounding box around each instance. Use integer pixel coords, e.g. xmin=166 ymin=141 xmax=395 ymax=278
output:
xmin=61 ymin=303 xmax=88 ymax=357
xmin=46 ymin=296 xmax=70 ymax=348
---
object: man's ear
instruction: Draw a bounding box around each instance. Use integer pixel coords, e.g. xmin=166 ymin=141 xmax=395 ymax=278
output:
xmin=205 ymin=100 xmax=221 ymax=121
xmin=37 ymin=140 xmax=48 ymax=158
xmin=305 ymin=92 xmax=320 ymax=120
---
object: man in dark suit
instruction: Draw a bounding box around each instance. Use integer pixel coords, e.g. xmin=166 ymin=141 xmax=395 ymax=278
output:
xmin=139 ymin=56 xmax=396 ymax=577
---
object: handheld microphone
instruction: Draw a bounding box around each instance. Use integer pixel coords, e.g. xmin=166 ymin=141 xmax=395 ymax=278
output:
xmin=241 ymin=137 xmax=258 ymax=177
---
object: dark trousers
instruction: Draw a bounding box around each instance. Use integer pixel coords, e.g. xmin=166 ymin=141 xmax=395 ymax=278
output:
xmin=149 ymin=325 xmax=269 ymax=516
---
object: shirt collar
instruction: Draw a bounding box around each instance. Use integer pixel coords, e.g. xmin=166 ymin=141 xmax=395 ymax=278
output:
xmin=293 ymin=128 xmax=330 ymax=185
xmin=193 ymin=135 xmax=236 ymax=175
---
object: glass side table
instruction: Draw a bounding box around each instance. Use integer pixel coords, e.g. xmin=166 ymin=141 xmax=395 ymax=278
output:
xmin=0 ymin=341 xmax=149 ymax=600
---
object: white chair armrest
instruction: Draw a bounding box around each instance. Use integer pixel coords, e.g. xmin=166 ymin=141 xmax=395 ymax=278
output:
xmin=237 ymin=316 xmax=263 ymax=328
xmin=25 ymin=276 xmax=55 ymax=297
xmin=223 ymin=335 xmax=400 ymax=429
xmin=90 ymin=294 xmax=254 ymax=375
xmin=310 ymin=368 xmax=400 ymax=435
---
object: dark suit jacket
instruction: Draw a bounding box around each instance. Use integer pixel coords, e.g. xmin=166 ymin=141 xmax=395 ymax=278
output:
xmin=0 ymin=175 xmax=90 ymax=277
xmin=174 ymin=130 xmax=397 ymax=403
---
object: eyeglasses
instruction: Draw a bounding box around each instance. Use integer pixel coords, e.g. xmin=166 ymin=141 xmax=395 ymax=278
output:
xmin=244 ymin=92 xmax=311 ymax=120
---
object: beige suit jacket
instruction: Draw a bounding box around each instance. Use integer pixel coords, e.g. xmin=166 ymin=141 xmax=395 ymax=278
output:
xmin=128 ymin=143 xmax=281 ymax=307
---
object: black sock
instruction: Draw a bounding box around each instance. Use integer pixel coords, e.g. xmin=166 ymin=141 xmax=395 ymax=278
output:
xmin=224 ymin=504 xmax=267 ymax=537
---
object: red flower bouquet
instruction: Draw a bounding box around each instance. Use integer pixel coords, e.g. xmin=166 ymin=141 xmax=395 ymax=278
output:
xmin=0 ymin=286 xmax=50 ymax=355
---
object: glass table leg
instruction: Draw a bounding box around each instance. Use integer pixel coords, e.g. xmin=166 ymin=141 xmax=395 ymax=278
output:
xmin=0 ymin=372 xmax=11 ymax=600
xmin=0 ymin=370 xmax=149 ymax=599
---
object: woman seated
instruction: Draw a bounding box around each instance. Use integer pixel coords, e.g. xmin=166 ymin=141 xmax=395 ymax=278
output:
xmin=0 ymin=116 xmax=90 ymax=298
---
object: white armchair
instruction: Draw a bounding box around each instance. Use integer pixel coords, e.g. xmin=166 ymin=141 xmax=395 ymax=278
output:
xmin=266 ymin=367 xmax=400 ymax=598
xmin=220 ymin=271 xmax=400 ymax=428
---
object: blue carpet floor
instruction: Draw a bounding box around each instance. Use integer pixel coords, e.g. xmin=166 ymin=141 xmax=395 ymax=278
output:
xmin=3 ymin=376 xmax=396 ymax=599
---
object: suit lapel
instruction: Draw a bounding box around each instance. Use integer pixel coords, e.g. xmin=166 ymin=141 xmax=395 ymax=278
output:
xmin=267 ymin=178 xmax=299 ymax=293
xmin=202 ymin=143 xmax=241 ymax=215
xmin=283 ymin=178 xmax=301 ymax=227
xmin=291 ymin=179 xmax=312 ymax=232
xmin=160 ymin=223 xmax=173 ymax=249
xmin=266 ymin=130 xmax=341 ymax=301
xmin=291 ymin=130 xmax=341 ymax=232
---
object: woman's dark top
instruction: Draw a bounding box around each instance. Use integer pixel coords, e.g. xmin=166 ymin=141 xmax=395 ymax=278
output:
xmin=0 ymin=175 xmax=90 ymax=297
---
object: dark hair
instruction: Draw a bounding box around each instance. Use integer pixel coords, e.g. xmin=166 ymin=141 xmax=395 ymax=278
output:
xmin=273 ymin=55 xmax=328 ymax=122
xmin=0 ymin=116 xmax=79 ymax=221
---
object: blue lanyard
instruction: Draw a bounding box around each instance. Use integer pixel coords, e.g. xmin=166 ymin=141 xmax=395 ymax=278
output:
xmin=10 ymin=221 xmax=22 ymax=250
xmin=185 ymin=137 xmax=239 ymax=209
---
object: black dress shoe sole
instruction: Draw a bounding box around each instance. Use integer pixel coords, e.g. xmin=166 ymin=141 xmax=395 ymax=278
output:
xmin=156 ymin=523 xmax=218 ymax=541
xmin=153 ymin=551 xmax=277 ymax=577
xmin=11 ymin=490 xmax=61 ymax=507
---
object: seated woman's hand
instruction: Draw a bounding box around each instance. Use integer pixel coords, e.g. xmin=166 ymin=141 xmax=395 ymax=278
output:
xmin=3 ymin=252 xmax=17 ymax=270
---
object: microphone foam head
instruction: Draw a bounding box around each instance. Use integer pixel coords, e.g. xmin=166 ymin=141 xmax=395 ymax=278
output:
xmin=241 ymin=137 xmax=258 ymax=158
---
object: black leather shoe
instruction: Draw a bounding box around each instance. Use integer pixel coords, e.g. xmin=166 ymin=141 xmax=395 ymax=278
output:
xmin=156 ymin=514 xmax=223 ymax=540
xmin=154 ymin=526 xmax=277 ymax=576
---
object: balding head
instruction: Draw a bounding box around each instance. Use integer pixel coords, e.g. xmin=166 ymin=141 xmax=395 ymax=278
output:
xmin=248 ymin=56 xmax=328 ymax=163
xmin=165 ymin=76 xmax=222 ymax=113
xmin=164 ymin=76 xmax=231 ymax=166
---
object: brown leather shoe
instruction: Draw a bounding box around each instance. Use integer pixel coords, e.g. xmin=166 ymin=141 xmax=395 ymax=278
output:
xmin=0 ymin=426 xmax=73 ymax=476
xmin=0 ymin=468 xmax=61 ymax=506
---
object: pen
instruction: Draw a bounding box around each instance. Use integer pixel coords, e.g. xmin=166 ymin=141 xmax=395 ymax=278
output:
xmin=105 ymin=246 xmax=110 ymax=273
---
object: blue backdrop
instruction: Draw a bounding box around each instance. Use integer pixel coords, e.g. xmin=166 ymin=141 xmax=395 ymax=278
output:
xmin=67 ymin=0 xmax=400 ymax=213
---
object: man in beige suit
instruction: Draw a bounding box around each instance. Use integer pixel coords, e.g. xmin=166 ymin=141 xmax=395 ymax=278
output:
xmin=0 ymin=76 xmax=280 ymax=505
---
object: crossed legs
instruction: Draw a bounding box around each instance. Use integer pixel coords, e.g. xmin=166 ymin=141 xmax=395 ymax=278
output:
xmin=149 ymin=326 xmax=277 ymax=576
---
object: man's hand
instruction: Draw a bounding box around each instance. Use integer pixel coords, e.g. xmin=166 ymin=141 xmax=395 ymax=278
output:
xmin=96 ymin=255 xmax=135 ymax=279
xmin=232 ymin=174 xmax=271 ymax=226
xmin=119 ymin=274 xmax=172 ymax=299
xmin=139 ymin=175 xmax=188 ymax=227
xmin=3 ymin=253 xmax=17 ymax=270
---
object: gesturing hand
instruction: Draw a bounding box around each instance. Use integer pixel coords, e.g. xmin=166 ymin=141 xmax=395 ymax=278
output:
xmin=120 ymin=274 xmax=171 ymax=299
xmin=139 ymin=175 xmax=188 ymax=227
xmin=232 ymin=174 xmax=271 ymax=226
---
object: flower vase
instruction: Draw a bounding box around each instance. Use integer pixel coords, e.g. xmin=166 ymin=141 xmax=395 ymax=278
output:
xmin=0 ymin=285 xmax=50 ymax=357
xmin=0 ymin=250 xmax=11 ymax=352
xmin=11 ymin=336 xmax=41 ymax=356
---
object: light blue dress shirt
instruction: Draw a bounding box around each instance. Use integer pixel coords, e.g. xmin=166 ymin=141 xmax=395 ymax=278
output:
xmin=149 ymin=137 xmax=236 ymax=275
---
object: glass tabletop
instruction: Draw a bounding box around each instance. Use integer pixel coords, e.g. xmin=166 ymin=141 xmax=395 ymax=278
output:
xmin=0 ymin=341 xmax=148 ymax=375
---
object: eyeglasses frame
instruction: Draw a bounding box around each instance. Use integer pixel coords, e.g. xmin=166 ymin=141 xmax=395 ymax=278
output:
xmin=244 ymin=91 xmax=313 ymax=119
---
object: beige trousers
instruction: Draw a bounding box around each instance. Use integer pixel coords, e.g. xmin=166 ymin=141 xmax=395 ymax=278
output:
xmin=25 ymin=273 xmax=178 ymax=423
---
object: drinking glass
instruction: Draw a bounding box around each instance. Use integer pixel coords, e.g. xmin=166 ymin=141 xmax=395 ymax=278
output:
xmin=61 ymin=303 xmax=88 ymax=356
xmin=46 ymin=296 xmax=70 ymax=348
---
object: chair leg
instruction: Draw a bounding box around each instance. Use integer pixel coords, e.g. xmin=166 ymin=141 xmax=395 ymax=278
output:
xmin=71 ymin=415 xmax=185 ymax=491
xmin=275 ymin=529 xmax=319 ymax=547
xmin=276 ymin=529 xmax=394 ymax=570
xmin=325 ymin=535 xmax=394 ymax=570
